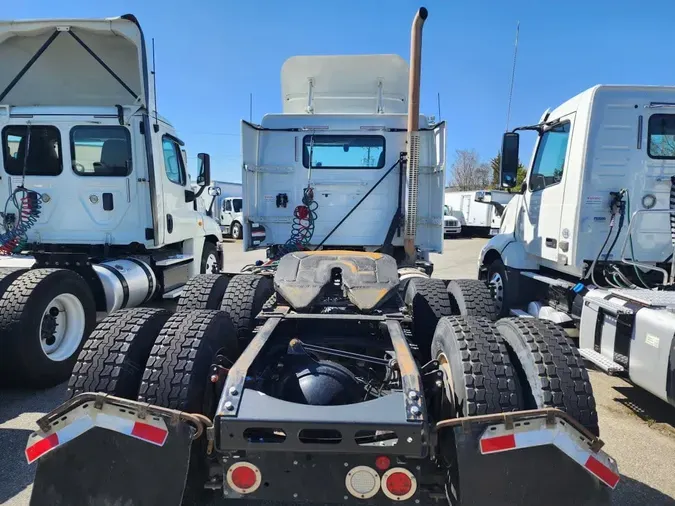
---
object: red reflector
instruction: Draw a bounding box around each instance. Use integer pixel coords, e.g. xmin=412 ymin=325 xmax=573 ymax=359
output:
xmin=26 ymin=433 xmax=59 ymax=463
xmin=131 ymin=422 xmax=167 ymax=445
xmin=231 ymin=466 xmax=257 ymax=489
xmin=386 ymin=471 xmax=412 ymax=496
xmin=375 ymin=455 xmax=391 ymax=471
xmin=480 ymin=434 xmax=516 ymax=453
xmin=585 ymin=455 xmax=620 ymax=488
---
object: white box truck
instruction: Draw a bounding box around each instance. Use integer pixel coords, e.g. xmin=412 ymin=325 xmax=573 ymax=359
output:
xmin=445 ymin=189 xmax=515 ymax=236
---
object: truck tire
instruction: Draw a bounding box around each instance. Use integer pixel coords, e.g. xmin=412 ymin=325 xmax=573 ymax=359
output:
xmin=0 ymin=268 xmax=96 ymax=388
xmin=230 ymin=221 xmax=242 ymax=240
xmin=0 ymin=268 xmax=26 ymax=297
xmin=66 ymin=308 xmax=172 ymax=400
xmin=495 ymin=317 xmax=600 ymax=436
xmin=405 ymin=277 xmax=454 ymax=353
xmin=177 ymin=274 xmax=229 ymax=311
xmin=485 ymin=258 xmax=518 ymax=318
xmin=220 ymin=274 xmax=274 ymax=346
xmin=200 ymin=241 xmax=219 ymax=274
xmin=447 ymin=279 xmax=499 ymax=321
xmin=431 ymin=316 xmax=524 ymax=417
xmin=138 ymin=310 xmax=238 ymax=504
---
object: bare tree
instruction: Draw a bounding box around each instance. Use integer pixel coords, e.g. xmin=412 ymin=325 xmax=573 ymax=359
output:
xmin=449 ymin=149 xmax=491 ymax=191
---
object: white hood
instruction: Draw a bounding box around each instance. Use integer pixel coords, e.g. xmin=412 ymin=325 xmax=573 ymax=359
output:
xmin=0 ymin=15 xmax=151 ymax=108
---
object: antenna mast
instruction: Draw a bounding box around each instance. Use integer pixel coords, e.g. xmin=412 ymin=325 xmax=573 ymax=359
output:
xmin=152 ymin=38 xmax=159 ymax=132
xmin=249 ymin=93 xmax=253 ymax=122
xmin=505 ymin=21 xmax=520 ymax=132
xmin=437 ymin=92 xmax=441 ymax=121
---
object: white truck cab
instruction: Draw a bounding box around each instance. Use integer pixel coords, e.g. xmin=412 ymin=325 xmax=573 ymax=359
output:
xmin=479 ymin=85 xmax=675 ymax=407
xmin=443 ymin=204 xmax=461 ymax=237
xmin=240 ymin=54 xmax=445 ymax=267
xmin=220 ymin=196 xmax=243 ymax=239
xmin=0 ymin=15 xmax=222 ymax=387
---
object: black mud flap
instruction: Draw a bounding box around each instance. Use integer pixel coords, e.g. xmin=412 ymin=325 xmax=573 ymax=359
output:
xmin=451 ymin=423 xmax=612 ymax=506
xmin=31 ymin=421 xmax=194 ymax=506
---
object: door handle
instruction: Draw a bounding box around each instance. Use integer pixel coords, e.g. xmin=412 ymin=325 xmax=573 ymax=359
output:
xmin=167 ymin=214 xmax=174 ymax=234
xmin=545 ymin=237 xmax=557 ymax=248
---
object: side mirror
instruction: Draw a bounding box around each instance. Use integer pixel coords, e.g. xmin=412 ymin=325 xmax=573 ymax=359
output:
xmin=474 ymin=190 xmax=492 ymax=203
xmin=197 ymin=153 xmax=211 ymax=187
xmin=500 ymin=132 xmax=520 ymax=189
xmin=208 ymin=186 xmax=222 ymax=197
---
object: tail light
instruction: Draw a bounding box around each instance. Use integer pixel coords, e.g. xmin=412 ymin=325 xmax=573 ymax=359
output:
xmin=381 ymin=467 xmax=417 ymax=501
xmin=345 ymin=465 xmax=381 ymax=499
xmin=226 ymin=462 xmax=262 ymax=494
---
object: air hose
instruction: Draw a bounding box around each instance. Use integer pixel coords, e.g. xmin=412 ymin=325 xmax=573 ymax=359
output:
xmin=0 ymin=187 xmax=42 ymax=255
xmin=272 ymin=186 xmax=318 ymax=260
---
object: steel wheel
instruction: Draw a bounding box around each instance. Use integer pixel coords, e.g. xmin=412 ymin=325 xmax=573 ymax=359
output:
xmin=40 ymin=293 xmax=86 ymax=362
xmin=489 ymin=271 xmax=504 ymax=314
xmin=205 ymin=252 xmax=218 ymax=273
xmin=231 ymin=222 xmax=241 ymax=240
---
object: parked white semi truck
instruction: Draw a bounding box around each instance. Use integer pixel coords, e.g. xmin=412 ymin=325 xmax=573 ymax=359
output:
xmin=26 ymin=9 xmax=619 ymax=506
xmin=0 ymin=15 xmax=222 ymax=388
xmin=199 ymin=180 xmax=244 ymax=238
xmin=478 ymin=85 xmax=675 ymax=408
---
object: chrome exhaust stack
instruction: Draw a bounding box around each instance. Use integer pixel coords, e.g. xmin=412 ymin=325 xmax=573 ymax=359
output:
xmin=403 ymin=7 xmax=428 ymax=263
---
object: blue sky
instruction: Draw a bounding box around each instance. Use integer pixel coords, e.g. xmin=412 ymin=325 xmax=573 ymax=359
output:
xmin=5 ymin=0 xmax=675 ymax=183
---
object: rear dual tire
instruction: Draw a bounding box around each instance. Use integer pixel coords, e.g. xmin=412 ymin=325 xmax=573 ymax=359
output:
xmin=0 ymin=268 xmax=96 ymax=388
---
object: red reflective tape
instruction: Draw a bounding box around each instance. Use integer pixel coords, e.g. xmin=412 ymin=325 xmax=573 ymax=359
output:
xmin=26 ymin=433 xmax=59 ymax=463
xmin=480 ymin=434 xmax=516 ymax=454
xmin=585 ymin=456 xmax=620 ymax=488
xmin=131 ymin=422 xmax=167 ymax=445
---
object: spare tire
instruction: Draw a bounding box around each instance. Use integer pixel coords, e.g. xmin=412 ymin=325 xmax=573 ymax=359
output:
xmin=495 ymin=317 xmax=599 ymax=436
xmin=66 ymin=307 xmax=172 ymax=400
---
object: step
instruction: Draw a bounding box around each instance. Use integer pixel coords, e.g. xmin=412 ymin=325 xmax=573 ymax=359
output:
xmin=520 ymin=271 xmax=577 ymax=289
xmin=162 ymin=286 xmax=183 ymax=299
xmin=154 ymin=255 xmax=193 ymax=267
xmin=578 ymin=348 xmax=625 ymax=374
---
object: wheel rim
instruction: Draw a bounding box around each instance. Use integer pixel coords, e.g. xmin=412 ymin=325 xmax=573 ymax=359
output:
xmin=233 ymin=224 xmax=240 ymax=238
xmin=489 ymin=272 xmax=504 ymax=313
xmin=206 ymin=253 xmax=218 ymax=273
xmin=437 ymin=353 xmax=457 ymax=418
xmin=40 ymin=293 xmax=86 ymax=362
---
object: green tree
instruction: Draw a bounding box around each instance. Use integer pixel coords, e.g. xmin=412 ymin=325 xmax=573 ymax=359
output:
xmin=489 ymin=152 xmax=527 ymax=190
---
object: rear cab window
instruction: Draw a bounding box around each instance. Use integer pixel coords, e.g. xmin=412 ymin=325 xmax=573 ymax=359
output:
xmin=648 ymin=114 xmax=675 ymax=159
xmin=2 ymin=125 xmax=62 ymax=176
xmin=302 ymin=135 xmax=385 ymax=169
xmin=70 ymin=126 xmax=132 ymax=176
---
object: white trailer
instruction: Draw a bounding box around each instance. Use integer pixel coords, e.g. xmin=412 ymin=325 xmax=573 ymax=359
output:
xmin=444 ymin=189 xmax=514 ymax=236
xmin=0 ymin=15 xmax=222 ymax=388
xmin=478 ymin=85 xmax=675 ymax=408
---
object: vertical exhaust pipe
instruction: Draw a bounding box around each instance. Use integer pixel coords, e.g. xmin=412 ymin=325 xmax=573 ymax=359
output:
xmin=403 ymin=7 xmax=428 ymax=263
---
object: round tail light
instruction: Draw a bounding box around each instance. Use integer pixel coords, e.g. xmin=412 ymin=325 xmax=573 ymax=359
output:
xmin=345 ymin=465 xmax=381 ymax=499
xmin=382 ymin=467 xmax=417 ymax=501
xmin=227 ymin=462 xmax=262 ymax=494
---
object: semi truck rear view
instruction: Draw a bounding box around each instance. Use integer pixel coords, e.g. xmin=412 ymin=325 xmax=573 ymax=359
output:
xmin=25 ymin=8 xmax=620 ymax=506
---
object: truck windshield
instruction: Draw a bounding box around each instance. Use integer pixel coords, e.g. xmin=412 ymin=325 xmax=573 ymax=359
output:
xmin=444 ymin=205 xmax=450 ymax=216
xmin=302 ymin=135 xmax=385 ymax=169
xmin=2 ymin=125 xmax=63 ymax=176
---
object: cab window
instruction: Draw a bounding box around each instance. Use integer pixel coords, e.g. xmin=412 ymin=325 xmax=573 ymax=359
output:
xmin=224 ymin=200 xmax=232 ymax=212
xmin=648 ymin=114 xmax=675 ymax=159
xmin=2 ymin=125 xmax=62 ymax=176
xmin=302 ymin=135 xmax=385 ymax=169
xmin=529 ymin=122 xmax=570 ymax=192
xmin=162 ymin=136 xmax=186 ymax=185
xmin=71 ymin=126 xmax=131 ymax=176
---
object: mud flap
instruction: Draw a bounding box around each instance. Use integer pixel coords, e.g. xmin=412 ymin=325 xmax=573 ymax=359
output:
xmin=450 ymin=421 xmax=613 ymax=506
xmin=30 ymin=420 xmax=194 ymax=506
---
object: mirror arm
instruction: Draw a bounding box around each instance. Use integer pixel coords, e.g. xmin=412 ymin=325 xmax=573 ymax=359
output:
xmin=194 ymin=185 xmax=207 ymax=199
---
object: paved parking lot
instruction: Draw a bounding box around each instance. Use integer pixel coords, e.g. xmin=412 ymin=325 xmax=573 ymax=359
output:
xmin=1 ymin=238 xmax=674 ymax=505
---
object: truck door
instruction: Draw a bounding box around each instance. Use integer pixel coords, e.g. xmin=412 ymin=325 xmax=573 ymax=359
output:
xmin=221 ymin=198 xmax=234 ymax=230
xmin=155 ymin=132 xmax=196 ymax=245
xmin=521 ymin=114 xmax=574 ymax=263
xmin=461 ymin=194 xmax=471 ymax=224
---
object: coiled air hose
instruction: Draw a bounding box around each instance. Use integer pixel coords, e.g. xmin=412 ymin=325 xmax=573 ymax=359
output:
xmin=271 ymin=186 xmax=318 ymax=260
xmin=0 ymin=187 xmax=42 ymax=255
